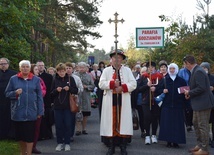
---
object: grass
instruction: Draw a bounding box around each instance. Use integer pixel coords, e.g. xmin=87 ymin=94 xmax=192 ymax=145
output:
xmin=0 ymin=140 xmax=20 ymax=155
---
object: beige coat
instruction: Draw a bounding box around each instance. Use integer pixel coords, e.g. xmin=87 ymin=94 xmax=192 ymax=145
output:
xmin=99 ymin=66 xmax=137 ymax=136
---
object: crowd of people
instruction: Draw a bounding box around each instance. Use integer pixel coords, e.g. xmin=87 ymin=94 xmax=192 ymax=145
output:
xmin=0 ymin=51 xmax=214 ymax=155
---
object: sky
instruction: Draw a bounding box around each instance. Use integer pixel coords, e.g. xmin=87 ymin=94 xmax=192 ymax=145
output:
xmin=87 ymin=0 xmax=214 ymax=53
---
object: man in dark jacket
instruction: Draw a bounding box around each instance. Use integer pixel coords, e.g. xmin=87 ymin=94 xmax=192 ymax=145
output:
xmin=200 ymin=62 xmax=214 ymax=148
xmin=184 ymin=56 xmax=214 ymax=155
xmin=0 ymin=58 xmax=17 ymax=140
xmin=36 ymin=61 xmax=53 ymax=142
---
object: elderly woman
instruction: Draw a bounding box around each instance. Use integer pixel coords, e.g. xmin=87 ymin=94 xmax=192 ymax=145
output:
xmin=5 ymin=60 xmax=44 ymax=155
xmin=50 ymin=63 xmax=78 ymax=152
xmin=74 ymin=62 xmax=95 ymax=136
xmin=158 ymin=63 xmax=187 ymax=148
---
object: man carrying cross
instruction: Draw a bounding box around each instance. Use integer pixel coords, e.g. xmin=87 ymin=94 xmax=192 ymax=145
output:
xmin=99 ymin=49 xmax=136 ymax=155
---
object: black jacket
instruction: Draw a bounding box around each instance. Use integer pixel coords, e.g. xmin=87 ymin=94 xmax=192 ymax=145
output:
xmin=39 ymin=72 xmax=53 ymax=108
xmin=51 ymin=73 xmax=78 ymax=110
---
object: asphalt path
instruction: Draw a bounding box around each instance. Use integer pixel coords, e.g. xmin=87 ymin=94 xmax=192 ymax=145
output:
xmin=37 ymin=108 xmax=214 ymax=155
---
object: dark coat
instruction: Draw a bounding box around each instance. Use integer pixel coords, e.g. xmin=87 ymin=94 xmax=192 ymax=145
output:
xmin=39 ymin=72 xmax=53 ymax=108
xmin=131 ymin=78 xmax=140 ymax=109
xmin=161 ymin=75 xmax=186 ymax=109
xmin=158 ymin=75 xmax=187 ymax=144
xmin=138 ymin=73 xmax=163 ymax=105
xmin=0 ymin=70 xmax=17 ymax=104
xmin=189 ymin=65 xmax=214 ymax=111
xmin=50 ymin=73 xmax=78 ymax=110
xmin=0 ymin=69 xmax=17 ymax=139
xmin=208 ymin=73 xmax=214 ymax=123
xmin=38 ymin=71 xmax=54 ymax=139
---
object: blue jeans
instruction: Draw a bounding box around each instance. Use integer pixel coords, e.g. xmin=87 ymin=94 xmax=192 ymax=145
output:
xmin=54 ymin=109 xmax=73 ymax=144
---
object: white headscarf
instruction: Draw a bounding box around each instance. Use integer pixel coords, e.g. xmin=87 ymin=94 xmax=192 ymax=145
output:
xmin=167 ymin=63 xmax=179 ymax=81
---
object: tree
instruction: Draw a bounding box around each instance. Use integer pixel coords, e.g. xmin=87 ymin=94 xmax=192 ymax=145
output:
xmin=0 ymin=0 xmax=104 ymax=69
xmin=125 ymin=34 xmax=148 ymax=68
xmin=156 ymin=0 xmax=214 ymax=68
xmin=31 ymin=0 xmax=103 ymax=66
xmin=0 ymin=0 xmax=43 ymax=70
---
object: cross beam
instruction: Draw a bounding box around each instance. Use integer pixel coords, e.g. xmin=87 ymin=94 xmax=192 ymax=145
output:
xmin=108 ymin=12 xmax=125 ymax=43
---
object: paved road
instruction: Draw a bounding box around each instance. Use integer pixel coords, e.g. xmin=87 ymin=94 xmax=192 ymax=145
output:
xmin=37 ymin=108 xmax=214 ymax=155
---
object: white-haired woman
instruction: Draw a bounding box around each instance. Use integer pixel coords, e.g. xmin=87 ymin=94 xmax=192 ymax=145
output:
xmin=5 ymin=60 xmax=44 ymax=155
xmin=158 ymin=63 xmax=187 ymax=148
xmin=74 ymin=62 xmax=95 ymax=135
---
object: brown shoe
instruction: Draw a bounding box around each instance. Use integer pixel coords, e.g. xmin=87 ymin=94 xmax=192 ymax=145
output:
xmin=188 ymin=146 xmax=200 ymax=153
xmin=192 ymin=149 xmax=209 ymax=155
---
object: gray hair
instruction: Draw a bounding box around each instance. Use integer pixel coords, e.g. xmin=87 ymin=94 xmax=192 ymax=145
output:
xmin=135 ymin=64 xmax=141 ymax=69
xmin=78 ymin=62 xmax=87 ymax=67
xmin=0 ymin=57 xmax=10 ymax=64
xmin=140 ymin=66 xmax=147 ymax=74
xmin=93 ymin=64 xmax=98 ymax=67
xmin=19 ymin=60 xmax=31 ymax=68
xmin=200 ymin=62 xmax=210 ymax=72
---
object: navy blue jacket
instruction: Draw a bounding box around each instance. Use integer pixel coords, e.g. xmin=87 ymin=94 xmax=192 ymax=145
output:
xmin=5 ymin=72 xmax=44 ymax=121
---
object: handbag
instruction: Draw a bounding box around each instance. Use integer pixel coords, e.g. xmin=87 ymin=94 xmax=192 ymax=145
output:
xmin=68 ymin=77 xmax=79 ymax=113
xmin=76 ymin=111 xmax=83 ymax=122
xmin=91 ymin=91 xmax=98 ymax=108
xmin=69 ymin=94 xmax=79 ymax=113
xmin=132 ymin=108 xmax=139 ymax=130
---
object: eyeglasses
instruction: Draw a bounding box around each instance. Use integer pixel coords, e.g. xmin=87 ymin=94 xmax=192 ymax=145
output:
xmin=0 ymin=63 xmax=8 ymax=65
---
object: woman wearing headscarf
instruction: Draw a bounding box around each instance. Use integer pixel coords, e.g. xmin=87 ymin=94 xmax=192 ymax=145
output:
xmin=158 ymin=63 xmax=187 ymax=148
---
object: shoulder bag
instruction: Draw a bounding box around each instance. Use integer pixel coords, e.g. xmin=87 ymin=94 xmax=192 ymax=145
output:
xmin=69 ymin=77 xmax=79 ymax=113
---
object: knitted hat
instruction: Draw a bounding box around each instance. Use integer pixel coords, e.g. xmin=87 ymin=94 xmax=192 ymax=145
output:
xmin=200 ymin=62 xmax=210 ymax=72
